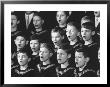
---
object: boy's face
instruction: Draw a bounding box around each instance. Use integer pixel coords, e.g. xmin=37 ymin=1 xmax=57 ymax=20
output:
xmin=51 ymin=32 xmax=63 ymax=46
xmin=56 ymin=11 xmax=68 ymax=25
xmin=15 ymin=36 xmax=26 ymax=49
xmin=33 ymin=16 xmax=43 ymax=29
xmin=11 ymin=15 xmax=18 ymax=29
xmin=94 ymin=11 xmax=100 ymax=17
xmin=66 ymin=25 xmax=78 ymax=42
xmin=57 ymin=49 xmax=69 ymax=64
xmin=81 ymin=28 xmax=93 ymax=41
xmin=17 ymin=52 xmax=29 ymax=66
xmin=75 ymin=51 xmax=86 ymax=68
xmin=30 ymin=40 xmax=40 ymax=52
xmin=39 ymin=47 xmax=51 ymax=62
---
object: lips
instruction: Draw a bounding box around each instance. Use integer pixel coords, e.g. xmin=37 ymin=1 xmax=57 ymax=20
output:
xmin=82 ymin=36 xmax=86 ymax=39
xmin=54 ymin=42 xmax=58 ymax=45
xmin=32 ymin=48 xmax=36 ymax=50
xmin=58 ymin=20 xmax=62 ymax=23
xmin=18 ymin=44 xmax=22 ymax=47
xmin=67 ymin=36 xmax=71 ymax=39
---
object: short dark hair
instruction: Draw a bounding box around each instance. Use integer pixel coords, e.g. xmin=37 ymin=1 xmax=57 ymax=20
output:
xmin=56 ymin=11 xmax=69 ymax=17
xmin=64 ymin=11 xmax=69 ymax=17
xmin=81 ymin=15 xmax=94 ymax=24
xmin=17 ymin=47 xmax=31 ymax=58
xmin=59 ymin=43 xmax=73 ymax=54
xmin=51 ymin=26 xmax=65 ymax=37
xmin=33 ymin=12 xmax=43 ymax=20
xmin=67 ymin=21 xmax=80 ymax=31
xmin=81 ymin=22 xmax=95 ymax=31
xmin=75 ymin=46 xmax=89 ymax=58
xmin=40 ymin=42 xmax=54 ymax=53
xmin=14 ymin=31 xmax=27 ymax=40
xmin=30 ymin=34 xmax=40 ymax=42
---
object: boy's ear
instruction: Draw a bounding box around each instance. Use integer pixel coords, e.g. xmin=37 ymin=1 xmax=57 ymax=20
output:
xmin=67 ymin=16 xmax=69 ymax=20
xmin=42 ymin=20 xmax=44 ymax=25
xmin=28 ymin=58 xmax=31 ymax=62
xmin=17 ymin=20 xmax=20 ymax=24
xmin=68 ymin=54 xmax=71 ymax=59
xmin=92 ymin=31 xmax=95 ymax=36
xmin=85 ymin=57 xmax=90 ymax=63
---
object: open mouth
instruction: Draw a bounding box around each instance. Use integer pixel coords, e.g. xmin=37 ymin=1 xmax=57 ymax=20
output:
xmin=67 ymin=36 xmax=71 ymax=39
xmin=82 ymin=36 xmax=86 ymax=39
xmin=40 ymin=56 xmax=43 ymax=59
xmin=18 ymin=44 xmax=22 ymax=47
xmin=58 ymin=20 xmax=62 ymax=23
xmin=54 ymin=42 xmax=58 ymax=45
xmin=32 ymin=48 xmax=36 ymax=50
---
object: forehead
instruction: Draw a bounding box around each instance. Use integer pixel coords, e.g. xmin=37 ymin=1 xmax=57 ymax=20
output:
xmin=40 ymin=47 xmax=49 ymax=52
xmin=81 ymin=27 xmax=91 ymax=31
xmin=17 ymin=52 xmax=27 ymax=56
xmin=51 ymin=31 xmax=61 ymax=37
xmin=67 ymin=25 xmax=77 ymax=31
xmin=26 ymin=11 xmax=32 ymax=14
xmin=75 ymin=51 xmax=84 ymax=56
xmin=16 ymin=36 xmax=25 ymax=40
xmin=57 ymin=49 xmax=66 ymax=53
xmin=57 ymin=11 xmax=65 ymax=15
xmin=30 ymin=40 xmax=39 ymax=43
xmin=33 ymin=15 xmax=41 ymax=20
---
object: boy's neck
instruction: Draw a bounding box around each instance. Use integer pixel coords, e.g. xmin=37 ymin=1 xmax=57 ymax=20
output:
xmin=35 ymin=27 xmax=42 ymax=32
xmin=11 ymin=27 xmax=17 ymax=33
xmin=20 ymin=64 xmax=28 ymax=70
xmin=84 ymin=39 xmax=93 ymax=45
xmin=70 ymin=38 xmax=78 ymax=45
xmin=61 ymin=61 xmax=69 ymax=69
xmin=59 ymin=23 xmax=66 ymax=28
xmin=43 ymin=59 xmax=51 ymax=66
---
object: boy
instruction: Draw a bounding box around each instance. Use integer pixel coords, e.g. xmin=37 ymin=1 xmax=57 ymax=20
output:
xmin=81 ymin=22 xmax=100 ymax=71
xmin=74 ymin=46 xmax=97 ymax=77
xmin=56 ymin=11 xmax=69 ymax=31
xmin=29 ymin=34 xmax=40 ymax=68
xmin=36 ymin=43 xmax=57 ymax=77
xmin=11 ymin=47 xmax=40 ymax=77
xmin=51 ymin=27 xmax=69 ymax=52
xmin=11 ymin=32 xmax=29 ymax=66
xmin=66 ymin=21 xmax=83 ymax=51
xmin=56 ymin=43 xmax=75 ymax=77
xmin=31 ymin=12 xmax=51 ymax=42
